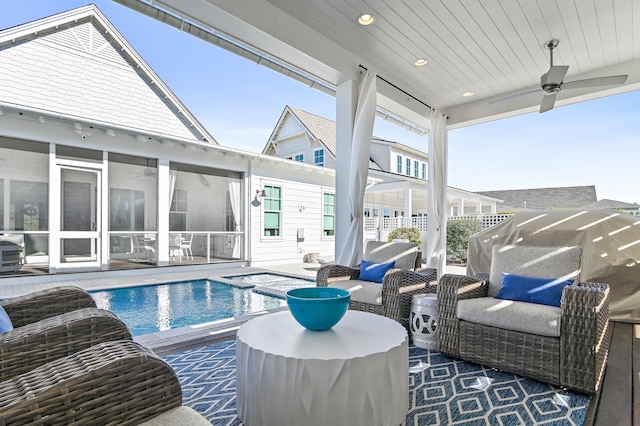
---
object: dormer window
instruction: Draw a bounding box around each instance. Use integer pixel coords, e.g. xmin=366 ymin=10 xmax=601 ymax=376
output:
xmin=314 ymin=149 xmax=325 ymax=167
xmin=397 ymin=155 xmax=403 ymax=173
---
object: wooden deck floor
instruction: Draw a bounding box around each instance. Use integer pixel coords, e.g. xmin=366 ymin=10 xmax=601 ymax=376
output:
xmin=584 ymin=321 xmax=639 ymax=425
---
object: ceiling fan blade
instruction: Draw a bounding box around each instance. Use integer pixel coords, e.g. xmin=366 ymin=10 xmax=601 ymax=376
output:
xmin=539 ymin=92 xmax=557 ymax=113
xmin=545 ymin=65 xmax=569 ymax=85
xmin=562 ymin=75 xmax=628 ymax=90
xmin=489 ymin=88 xmax=541 ymax=104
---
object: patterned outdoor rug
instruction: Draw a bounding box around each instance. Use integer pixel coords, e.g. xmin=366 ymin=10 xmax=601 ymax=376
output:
xmin=164 ymin=340 xmax=590 ymax=425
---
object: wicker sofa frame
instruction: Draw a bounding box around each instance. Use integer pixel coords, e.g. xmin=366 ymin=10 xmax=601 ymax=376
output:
xmin=0 ymin=286 xmax=132 ymax=381
xmin=0 ymin=340 xmax=183 ymax=425
xmin=437 ymin=273 xmax=610 ymax=394
xmin=317 ymin=244 xmax=437 ymax=329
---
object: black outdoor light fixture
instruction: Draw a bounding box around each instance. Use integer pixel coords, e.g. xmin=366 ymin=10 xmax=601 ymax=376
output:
xmin=252 ymin=189 xmax=267 ymax=207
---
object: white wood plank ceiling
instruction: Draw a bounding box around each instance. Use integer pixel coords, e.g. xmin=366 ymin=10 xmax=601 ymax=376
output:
xmin=144 ymin=0 xmax=640 ymax=128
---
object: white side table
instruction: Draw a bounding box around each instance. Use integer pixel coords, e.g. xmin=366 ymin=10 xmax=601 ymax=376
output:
xmin=236 ymin=310 xmax=408 ymax=426
xmin=410 ymin=293 xmax=438 ymax=350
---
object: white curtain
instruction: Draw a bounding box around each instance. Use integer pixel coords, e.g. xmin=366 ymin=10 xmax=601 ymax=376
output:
xmin=228 ymin=181 xmax=242 ymax=259
xmin=335 ymin=69 xmax=377 ymax=266
xmin=425 ymin=109 xmax=448 ymax=277
xmin=168 ymin=170 xmax=177 ymax=209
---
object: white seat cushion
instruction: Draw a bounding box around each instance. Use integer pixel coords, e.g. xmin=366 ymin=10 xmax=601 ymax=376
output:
xmin=329 ymin=280 xmax=382 ymax=305
xmin=457 ymin=297 xmax=562 ymax=337
xmin=138 ymin=406 xmax=212 ymax=425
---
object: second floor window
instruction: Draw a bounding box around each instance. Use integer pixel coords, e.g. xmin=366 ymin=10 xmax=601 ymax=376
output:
xmin=422 ymin=163 xmax=427 ymax=180
xmin=397 ymin=155 xmax=403 ymax=173
xmin=323 ymin=193 xmax=335 ymax=236
xmin=263 ymin=185 xmax=281 ymax=237
xmin=314 ymin=149 xmax=325 ymax=167
xmin=405 ymin=158 xmax=411 ymax=175
xmin=414 ymin=160 xmax=419 ymax=177
xmin=294 ymin=154 xmax=304 ymax=162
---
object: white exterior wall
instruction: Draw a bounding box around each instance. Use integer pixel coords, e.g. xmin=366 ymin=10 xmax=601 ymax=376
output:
xmin=249 ymin=164 xmax=336 ymax=265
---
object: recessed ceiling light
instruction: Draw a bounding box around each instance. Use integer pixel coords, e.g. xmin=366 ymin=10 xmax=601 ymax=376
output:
xmin=358 ymin=14 xmax=375 ymax=25
xmin=414 ymin=58 xmax=428 ymax=67
xmin=462 ymin=91 xmax=475 ymax=97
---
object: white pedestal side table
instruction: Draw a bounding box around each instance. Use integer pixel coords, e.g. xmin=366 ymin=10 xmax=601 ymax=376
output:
xmin=410 ymin=293 xmax=438 ymax=350
xmin=236 ymin=310 xmax=408 ymax=426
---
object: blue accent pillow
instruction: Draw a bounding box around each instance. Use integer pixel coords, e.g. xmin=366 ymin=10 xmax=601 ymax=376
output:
xmin=495 ymin=272 xmax=573 ymax=307
xmin=0 ymin=304 xmax=13 ymax=334
xmin=359 ymin=260 xmax=396 ymax=283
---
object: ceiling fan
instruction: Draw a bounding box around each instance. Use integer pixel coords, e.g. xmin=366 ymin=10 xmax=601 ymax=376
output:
xmin=494 ymin=39 xmax=628 ymax=113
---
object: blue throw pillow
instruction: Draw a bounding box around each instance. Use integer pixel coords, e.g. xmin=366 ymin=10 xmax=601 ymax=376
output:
xmin=359 ymin=260 xmax=396 ymax=283
xmin=0 ymin=304 xmax=13 ymax=334
xmin=495 ymin=272 xmax=573 ymax=307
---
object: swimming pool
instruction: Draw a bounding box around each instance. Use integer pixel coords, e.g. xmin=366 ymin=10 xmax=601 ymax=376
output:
xmin=91 ymin=279 xmax=286 ymax=336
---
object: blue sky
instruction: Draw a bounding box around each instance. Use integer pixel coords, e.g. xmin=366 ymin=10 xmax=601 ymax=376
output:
xmin=3 ymin=1 xmax=639 ymax=204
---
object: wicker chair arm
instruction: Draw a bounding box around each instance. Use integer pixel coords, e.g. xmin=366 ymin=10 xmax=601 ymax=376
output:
xmin=316 ymin=264 xmax=360 ymax=287
xmin=381 ymin=268 xmax=438 ymax=326
xmin=437 ymin=274 xmax=488 ymax=358
xmin=0 ymin=307 xmax=133 ymax=381
xmin=560 ymin=282 xmax=610 ymax=393
xmin=1 ymin=286 xmax=97 ymax=327
xmin=0 ymin=340 xmax=182 ymax=425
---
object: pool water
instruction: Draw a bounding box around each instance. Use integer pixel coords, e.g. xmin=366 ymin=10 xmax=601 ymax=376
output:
xmin=91 ymin=279 xmax=286 ymax=336
xmin=225 ymin=273 xmax=315 ymax=291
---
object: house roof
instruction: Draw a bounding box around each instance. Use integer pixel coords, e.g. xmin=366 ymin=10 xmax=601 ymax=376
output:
xmin=267 ymin=105 xmax=429 ymax=171
xmin=0 ymin=5 xmax=216 ymax=144
xmin=475 ymin=185 xmax=598 ymax=211
xmin=579 ymin=199 xmax=640 ymax=210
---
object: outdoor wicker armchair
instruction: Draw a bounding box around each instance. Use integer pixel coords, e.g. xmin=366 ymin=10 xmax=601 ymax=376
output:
xmin=0 ymin=286 xmax=97 ymax=326
xmin=0 ymin=286 xmax=132 ymax=381
xmin=317 ymin=241 xmax=436 ymax=329
xmin=437 ymin=244 xmax=610 ymax=394
xmin=0 ymin=307 xmax=133 ymax=381
xmin=0 ymin=340 xmax=183 ymax=425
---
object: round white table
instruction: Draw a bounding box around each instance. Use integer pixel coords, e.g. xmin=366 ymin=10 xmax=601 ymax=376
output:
xmin=236 ymin=310 xmax=408 ymax=426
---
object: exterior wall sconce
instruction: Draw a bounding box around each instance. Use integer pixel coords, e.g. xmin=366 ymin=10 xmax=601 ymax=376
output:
xmin=252 ymin=189 xmax=267 ymax=207
xmin=298 ymin=204 xmax=305 ymax=212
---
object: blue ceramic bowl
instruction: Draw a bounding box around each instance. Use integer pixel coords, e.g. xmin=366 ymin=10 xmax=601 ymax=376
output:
xmin=286 ymin=287 xmax=351 ymax=331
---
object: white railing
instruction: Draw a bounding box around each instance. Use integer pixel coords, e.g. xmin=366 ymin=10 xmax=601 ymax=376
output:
xmin=370 ymin=213 xmax=515 ymax=233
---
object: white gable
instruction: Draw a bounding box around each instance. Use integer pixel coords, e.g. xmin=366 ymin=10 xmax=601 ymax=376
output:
xmin=0 ymin=15 xmax=205 ymax=142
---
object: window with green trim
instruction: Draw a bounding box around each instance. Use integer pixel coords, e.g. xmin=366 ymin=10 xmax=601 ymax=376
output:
xmin=263 ymin=185 xmax=281 ymax=237
xmin=323 ymin=192 xmax=335 ymax=236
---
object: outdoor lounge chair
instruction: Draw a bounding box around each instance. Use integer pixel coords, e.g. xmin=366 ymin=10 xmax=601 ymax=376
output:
xmin=0 ymin=340 xmax=185 ymax=425
xmin=0 ymin=286 xmax=132 ymax=380
xmin=437 ymin=244 xmax=610 ymax=394
xmin=317 ymin=241 xmax=436 ymax=329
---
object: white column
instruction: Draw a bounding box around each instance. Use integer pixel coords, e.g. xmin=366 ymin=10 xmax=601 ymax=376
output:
xmin=477 ymin=201 xmax=483 ymax=214
xmin=335 ymin=80 xmax=358 ymax=263
xmin=404 ymin=186 xmax=412 ymax=224
xmin=458 ymin=199 xmax=464 ymax=216
xmin=156 ymin=158 xmax=170 ymax=266
xmin=48 ymin=144 xmax=60 ymax=273
xmin=491 ymin=203 xmax=497 ymax=214
xmin=100 ymin=151 xmax=109 ymax=270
